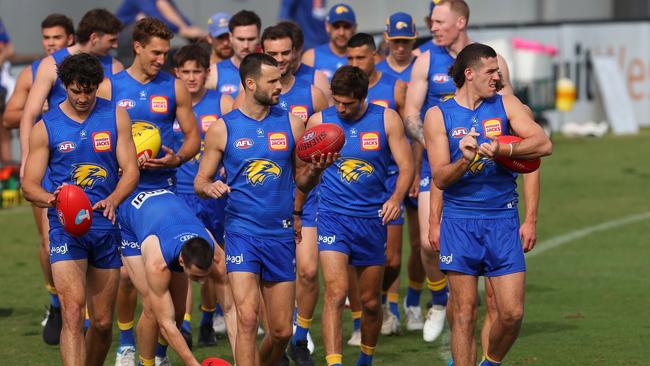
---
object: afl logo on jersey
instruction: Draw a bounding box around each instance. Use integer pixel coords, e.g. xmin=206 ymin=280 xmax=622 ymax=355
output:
xmin=58 ymin=141 xmax=76 ymax=153
xmin=370 ymin=100 xmax=389 ymax=108
xmin=482 ymin=118 xmax=502 ymax=137
xmin=92 ymin=131 xmax=112 ymax=152
xmin=268 ymin=132 xmax=288 ymax=151
xmin=200 ymin=115 xmax=218 ymax=132
xmin=118 ymin=99 xmax=135 ymax=109
xmin=360 ymin=132 xmax=380 ymax=151
xmin=220 ymin=84 xmax=237 ymax=94
xmin=432 ymin=73 xmax=449 ymax=83
xmin=234 ymin=138 xmax=253 ymax=149
xmin=150 ymin=96 xmax=169 ymax=113
xmin=290 ymin=105 xmax=309 ymax=122
xmin=451 ymin=127 xmax=468 ymax=138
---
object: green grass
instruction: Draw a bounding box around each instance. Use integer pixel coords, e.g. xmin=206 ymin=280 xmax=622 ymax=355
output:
xmin=1 ymin=130 xmax=650 ymax=365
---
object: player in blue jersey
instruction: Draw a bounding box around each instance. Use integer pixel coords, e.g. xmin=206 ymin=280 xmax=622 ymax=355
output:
xmin=377 ymin=12 xmax=418 ymax=83
xmin=172 ymin=44 xmax=235 ymax=350
xmin=344 ymin=32 xmax=409 ymax=337
xmin=207 ymin=12 xmax=233 ymax=65
xmin=260 ymin=24 xmax=329 ymax=366
xmin=206 ymin=10 xmax=260 ymax=98
xmin=425 ymin=43 xmax=552 ymax=366
xmin=119 ymin=188 xmax=221 ymax=366
xmin=22 ymin=53 xmax=139 ymax=366
xmin=301 ymin=3 xmax=355 ymax=81
xmin=196 ymin=53 xmax=332 ymax=366
xmin=276 ymin=20 xmax=332 ymax=103
xmin=110 ymin=18 xmax=201 ymax=366
xmin=309 ymin=66 xmax=413 ymax=366
xmin=2 ymin=13 xmax=74 ymax=345
xmin=19 ymin=9 xmax=123 ymax=179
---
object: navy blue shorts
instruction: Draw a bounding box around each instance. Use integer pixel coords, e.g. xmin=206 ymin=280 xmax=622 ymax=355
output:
xmin=317 ymin=212 xmax=386 ymax=267
xmin=224 ymin=231 xmax=296 ymax=282
xmin=302 ymin=188 xmax=319 ymax=228
xmin=49 ymin=227 xmax=121 ymax=269
xmin=439 ymin=217 xmax=525 ymax=277
xmin=178 ymin=193 xmax=225 ymax=245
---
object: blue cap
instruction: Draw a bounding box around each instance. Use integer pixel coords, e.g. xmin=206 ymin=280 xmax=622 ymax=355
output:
xmin=430 ymin=0 xmax=441 ymax=14
xmin=208 ymin=12 xmax=231 ymax=37
xmin=326 ymin=4 xmax=356 ymax=25
xmin=385 ymin=12 xmax=416 ymax=39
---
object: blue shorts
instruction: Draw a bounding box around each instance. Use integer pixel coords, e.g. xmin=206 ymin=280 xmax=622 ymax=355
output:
xmin=317 ymin=212 xmax=386 ymax=267
xmin=302 ymin=189 xmax=319 ymax=228
xmin=384 ymin=173 xmax=404 ymax=226
xmin=419 ymin=175 xmax=431 ymax=193
xmin=224 ymin=231 xmax=296 ymax=282
xmin=119 ymin=221 xmax=141 ymax=257
xmin=49 ymin=227 xmax=121 ymax=269
xmin=439 ymin=217 xmax=525 ymax=277
xmin=178 ymin=193 xmax=226 ymax=245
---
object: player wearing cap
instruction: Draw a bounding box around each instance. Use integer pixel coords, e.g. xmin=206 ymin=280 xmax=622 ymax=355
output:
xmin=206 ymin=12 xmax=233 ymax=65
xmin=2 ymin=13 xmax=74 ymax=345
xmin=301 ymin=3 xmax=356 ymax=81
xmin=206 ymin=10 xmax=261 ymax=98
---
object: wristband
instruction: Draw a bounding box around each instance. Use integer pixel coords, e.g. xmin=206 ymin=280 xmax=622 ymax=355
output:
xmin=293 ymin=210 xmax=303 ymax=216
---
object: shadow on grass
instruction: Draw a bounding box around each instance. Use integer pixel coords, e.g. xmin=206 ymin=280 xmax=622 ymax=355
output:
xmin=520 ymin=321 xmax=578 ymax=338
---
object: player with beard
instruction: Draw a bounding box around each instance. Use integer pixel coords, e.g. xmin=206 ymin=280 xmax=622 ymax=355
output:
xmin=205 ymin=10 xmax=261 ymax=98
xmin=301 ymin=3 xmax=356 ymax=81
xmin=206 ymin=12 xmax=233 ymax=65
xmin=196 ymin=53 xmax=332 ymax=366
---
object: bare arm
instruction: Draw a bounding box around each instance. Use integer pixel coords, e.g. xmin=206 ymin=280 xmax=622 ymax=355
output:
xmin=520 ymin=169 xmax=540 ymax=252
xmin=313 ymin=69 xmax=332 ymax=104
xmin=111 ymin=58 xmax=124 ymax=74
xmin=142 ymin=242 xmax=201 ymax=366
xmin=409 ymin=141 xmax=424 ymax=198
xmin=502 ymin=95 xmax=553 ymax=159
xmin=311 ymin=85 xmax=329 ymax=113
xmin=195 ymin=119 xmax=229 ymax=198
xmin=107 ymin=108 xmax=139 ymax=203
xmin=220 ymin=94 xmax=234 ymax=115
xmin=21 ymin=121 xmax=54 ymax=207
xmin=301 ymin=48 xmax=315 ymax=67
xmin=394 ymin=79 xmax=407 ymax=118
xmin=403 ymin=51 xmax=431 ymax=145
xmin=3 ymin=66 xmax=31 ymax=129
xmin=19 ymin=56 xmax=57 ymax=176
xmin=384 ymin=109 xmax=414 ymax=221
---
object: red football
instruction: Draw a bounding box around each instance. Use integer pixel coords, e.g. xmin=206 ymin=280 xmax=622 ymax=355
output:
xmin=494 ymin=135 xmax=541 ymax=174
xmin=56 ymin=184 xmax=93 ymax=237
xmin=201 ymin=358 xmax=233 ymax=366
xmin=297 ymin=123 xmax=345 ymax=162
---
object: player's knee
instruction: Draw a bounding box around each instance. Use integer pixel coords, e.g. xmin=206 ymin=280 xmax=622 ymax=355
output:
xmin=236 ymin=309 xmax=259 ymax=334
xmin=268 ymin=323 xmax=292 ymax=344
xmin=324 ymin=285 xmax=347 ymax=307
xmin=297 ymin=264 xmax=318 ymax=284
xmin=60 ymin=304 xmax=84 ymax=329
xmin=359 ymin=292 xmax=381 ymax=315
xmin=451 ymin=304 xmax=477 ymax=328
xmin=90 ymin=315 xmax=114 ymax=333
xmin=498 ymin=306 xmax=524 ymax=327
xmin=385 ymin=258 xmax=401 ymax=273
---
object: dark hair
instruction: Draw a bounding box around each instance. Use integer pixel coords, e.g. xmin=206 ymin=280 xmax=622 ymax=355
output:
xmin=76 ymin=9 xmax=123 ymax=44
xmin=331 ymin=65 xmax=368 ymax=100
xmin=438 ymin=0 xmax=470 ymax=23
xmin=239 ymin=53 xmax=278 ymax=84
xmin=229 ymin=10 xmax=261 ymax=33
xmin=41 ymin=13 xmax=75 ymax=36
xmin=276 ymin=21 xmax=303 ymax=51
xmin=57 ymin=53 xmax=104 ymax=88
xmin=133 ymin=17 xmax=174 ymax=46
xmin=173 ymin=44 xmax=210 ymax=69
xmin=261 ymin=25 xmax=293 ymax=49
xmin=180 ymin=236 xmax=213 ymax=271
xmin=347 ymin=32 xmax=376 ymax=50
xmin=448 ymin=43 xmax=497 ymax=88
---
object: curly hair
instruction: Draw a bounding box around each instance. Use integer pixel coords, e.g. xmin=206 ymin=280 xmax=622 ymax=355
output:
xmin=57 ymin=53 xmax=104 ymax=89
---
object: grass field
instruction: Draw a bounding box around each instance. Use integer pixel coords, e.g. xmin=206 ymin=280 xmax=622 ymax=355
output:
xmin=1 ymin=130 xmax=650 ymax=365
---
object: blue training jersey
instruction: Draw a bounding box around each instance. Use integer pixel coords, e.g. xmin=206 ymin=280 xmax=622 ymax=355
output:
xmin=294 ymin=63 xmax=316 ymax=85
xmin=375 ymin=58 xmax=415 ymax=83
xmin=49 ymin=48 xmax=114 ymax=107
xmin=319 ymin=104 xmax=391 ymax=217
xmin=367 ymin=72 xmax=399 ymax=176
xmin=121 ymin=189 xmax=213 ymax=272
xmin=113 ymin=70 xmax=178 ymax=191
xmin=279 ymin=78 xmax=314 ymax=124
xmin=216 ymin=58 xmax=241 ymax=97
xmin=312 ymin=43 xmax=347 ymax=81
xmin=222 ymin=106 xmax=296 ymax=239
xmin=418 ymin=39 xmax=436 ymax=54
xmin=439 ymin=95 xmax=518 ymax=219
xmin=43 ymin=98 xmax=119 ymax=230
xmin=173 ymin=90 xmax=223 ymax=194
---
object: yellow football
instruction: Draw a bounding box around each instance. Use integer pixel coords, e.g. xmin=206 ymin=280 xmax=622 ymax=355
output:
xmin=132 ymin=121 xmax=161 ymax=165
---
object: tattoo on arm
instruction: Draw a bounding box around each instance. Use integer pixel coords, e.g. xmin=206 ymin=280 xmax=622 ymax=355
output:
xmin=404 ymin=115 xmax=425 ymax=146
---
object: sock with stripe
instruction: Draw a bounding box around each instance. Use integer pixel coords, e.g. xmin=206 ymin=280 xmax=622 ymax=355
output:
xmin=45 ymin=284 xmax=60 ymax=309
xmin=83 ymin=306 xmax=90 ymax=332
xmin=405 ymin=280 xmax=424 ymax=307
xmin=387 ymin=292 xmax=400 ymax=320
xmin=351 ymin=310 xmax=362 ymax=331
xmin=138 ymin=356 xmax=155 ymax=366
xmin=427 ymin=277 xmax=448 ymax=306
xmin=156 ymin=336 xmax=168 ymax=358
xmin=479 ymin=355 xmax=502 ymax=366
xmin=292 ymin=314 xmax=312 ymax=344
xmin=181 ymin=312 xmax=191 ymax=333
xmin=326 ymin=353 xmax=342 ymax=366
xmin=118 ymin=320 xmax=135 ymax=346
xmin=357 ymin=343 xmax=375 ymax=366
xmin=215 ymin=303 xmax=224 ymax=317
xmin=200 ymin=305 xmax=215 ymax=327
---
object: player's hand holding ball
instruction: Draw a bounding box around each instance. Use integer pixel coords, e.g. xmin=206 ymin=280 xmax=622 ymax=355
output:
xmin=459 ymin=127 xmax=480 ymax=162
xmin=143 ymin=145 xmax=183 ymax=169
